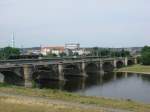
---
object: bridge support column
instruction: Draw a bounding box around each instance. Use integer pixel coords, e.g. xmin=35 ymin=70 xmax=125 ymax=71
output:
xmin=58 ymin=64 xmax=64 ymax=80
xmin=113 ymin=59 xmax=117 ymax=70
xmin=99 ymin=61 xmax=104 ymax=74
xmin=134 ymin=58 xmax=137 ymax=64
xmin=23 ymin=65 xmax=33 ymax=88
xmin=81 ymin=61 xmax=87 ymax=77
xmin=124 ymin=57 xmax=128 ymax=67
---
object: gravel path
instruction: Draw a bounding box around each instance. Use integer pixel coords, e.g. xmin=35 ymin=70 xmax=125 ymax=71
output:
xmin=0 ymin=92 xmax=132 ymax=112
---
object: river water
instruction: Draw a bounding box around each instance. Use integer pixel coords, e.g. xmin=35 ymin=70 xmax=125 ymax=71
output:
xmin=37 ymin=72 xmax=150 ymax=103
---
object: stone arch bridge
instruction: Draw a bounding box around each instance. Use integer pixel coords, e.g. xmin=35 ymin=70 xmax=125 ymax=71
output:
xmin=0 ymin=57 xmax=137 ymax=87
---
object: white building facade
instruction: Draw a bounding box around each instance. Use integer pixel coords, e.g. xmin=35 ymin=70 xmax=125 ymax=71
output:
xmin=41 ymin=46 xmax=65 ymax=56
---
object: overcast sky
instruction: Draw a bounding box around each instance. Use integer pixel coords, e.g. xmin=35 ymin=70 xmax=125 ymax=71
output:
xmin=0 ymin=0 xmax=150 ymax=48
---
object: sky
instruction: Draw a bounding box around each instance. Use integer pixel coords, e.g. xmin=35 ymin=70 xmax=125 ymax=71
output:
xmin=0 ymin=0 xmax=150 ymax=48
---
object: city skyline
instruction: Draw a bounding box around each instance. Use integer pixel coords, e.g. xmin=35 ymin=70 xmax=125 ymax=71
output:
xmin=0 ymin=0 xmax=150 ymax=48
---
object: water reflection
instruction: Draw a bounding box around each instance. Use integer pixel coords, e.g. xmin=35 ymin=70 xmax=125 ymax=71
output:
xmin=86 ymin=73 xmax=102 ymax=87
xmin=64 ymin=76 xmax=86 ymax=92
xmin=36 ymin=72 xmax=150 ymax=103
xmin=35 ymin=79 xmax=65 ymax=89
xmin=141 ymin=74 xmax=150 ymax=83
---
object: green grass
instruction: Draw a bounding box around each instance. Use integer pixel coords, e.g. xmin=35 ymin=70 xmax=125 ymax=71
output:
xmin=0 ymin=86 xmax=150 ymax=112
xmin=0 ymin=83 xmax=14 ymax=87
xmin=0 ymin=96 xmax=103 ymax=112
xmin=117 ymin=64 xmax=150 ymax=74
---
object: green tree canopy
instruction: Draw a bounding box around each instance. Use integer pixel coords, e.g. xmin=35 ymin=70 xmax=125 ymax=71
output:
xmin=0 ymin=47 xmax=20 ymax=60
xmin=141 ymin=46 xmax=150 ymax=65
xmin=91 ymin=47 xmax=130 ymax=57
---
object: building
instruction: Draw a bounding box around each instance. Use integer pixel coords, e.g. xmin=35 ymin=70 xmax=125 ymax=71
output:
xmin=114 ymin=47 xmax=142 ymax=56
xmin=65 ymin=43 xmax=80 ymax=56
xmin=65 ymin=43 xmax=80 ymax=50
xmin=71 ymin=48 xmax=91 ymax=56
xmin=21 ymin=47 xmax=41 ymax=55
xmin=41 ymin=46 xmax=65 ymax=56
xmin=124 ymin=47 xmax=142 ymax=56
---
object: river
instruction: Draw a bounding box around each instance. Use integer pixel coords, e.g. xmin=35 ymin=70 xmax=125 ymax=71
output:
xmin=36 ymin=72 xmax=150 ymax=103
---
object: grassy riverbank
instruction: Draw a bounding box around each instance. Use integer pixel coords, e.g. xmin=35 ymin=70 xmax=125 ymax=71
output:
xmin=0 ymin=95 xmax=102 ymax=112
xmin=0 ymin=86 xmax=150 ymax=112
xmin=117 ymin=64 xmax=150 ymax=74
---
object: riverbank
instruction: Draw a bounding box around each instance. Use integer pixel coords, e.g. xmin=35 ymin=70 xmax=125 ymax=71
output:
xmin=116 ymin=64 xmax=150 ymax=75
xmin=0 ymin=85 xmax=150 ymax=112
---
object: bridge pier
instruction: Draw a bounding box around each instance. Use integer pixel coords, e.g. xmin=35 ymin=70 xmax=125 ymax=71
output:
xmin=113 ymin=59 xmax=117 ymax=69
xmin=58 ymin=63 xmax=64 ymax=80
xmin=81 ymin=61 xmax=87 ymax=77
xmin=23 ymin=65 xmax=33 ymax=88
xmin=134 ymin=58 xmax=137 ymax=64
xmin=99 ymin=61 xmax=104 ymax=74
xmin=124 ymin=57 xmax=128 ymax=67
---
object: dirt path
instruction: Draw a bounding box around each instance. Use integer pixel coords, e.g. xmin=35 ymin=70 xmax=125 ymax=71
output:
xmin=0 ymin=92 xmax=132 ymax=112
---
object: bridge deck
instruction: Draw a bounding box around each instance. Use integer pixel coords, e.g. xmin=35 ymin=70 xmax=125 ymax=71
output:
xmin=0 ymin=57 xmax=134 ymax=69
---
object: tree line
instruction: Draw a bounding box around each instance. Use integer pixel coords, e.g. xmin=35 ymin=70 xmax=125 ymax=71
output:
xmin=141 ymin=46 xmax=150 ymax=65
xmin=0 ymin=46 xmax=131 ymax=59
xmin=0 ymin=47 xmax=20 ymax=60
xmin=90 ymin=47 xmax=130 ymax=57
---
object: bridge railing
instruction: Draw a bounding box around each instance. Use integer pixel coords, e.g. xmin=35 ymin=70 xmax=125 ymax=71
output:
xmin=0 ymin=57 xmax=134 ymax=65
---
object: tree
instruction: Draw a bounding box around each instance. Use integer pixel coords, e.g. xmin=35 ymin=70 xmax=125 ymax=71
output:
xmin=46 ymin=53 xmax=57 ymax=58
xmin=120 ymin=49 xmax=130 ymax=57
xmin=0 ymin=47 xmax=20 ymax=60
xmin=92 ymin=47 xmax=99 ymax=56
xmin=59 ymin=52 xmax=67 ymax=57
xmin=141 ymin=46 xmax=150 ymax=65
xmin=74 ymin=52 xmax=79 ymax=56
xmin=141 ymin=46 xmax=150 ymax=54
xmin=90 ymin=47 xmax=130 ymax=57
xmin=67 ymin=49 xmax=73 ymax=56
xmin=91 ymin=47 xmax=111 ymax=57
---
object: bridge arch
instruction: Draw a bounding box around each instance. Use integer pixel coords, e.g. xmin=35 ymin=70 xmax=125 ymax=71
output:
xmin=116 ymin=61 xmax=124 ymax=68
xmin=103 ymin=62 xmax=114 ymax=73
xmin=85 ymin=63 xmax=99 ymax=74
xmin=127 ymin=60 xmax=134 ymax=66
xmin=32 ymin=65 xmax=58 ymax=88
xmin=63 ymin=64 xmax=80 ymax=76
xmin=32 ymin=65 xmax=57 ymax=81
xmin=0 ymin=71 xmax=23 ymax=85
